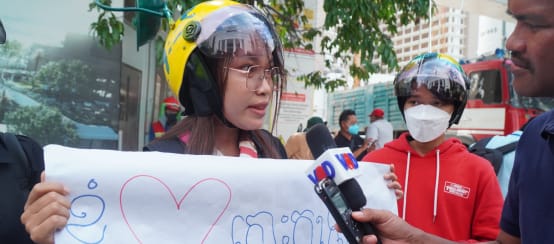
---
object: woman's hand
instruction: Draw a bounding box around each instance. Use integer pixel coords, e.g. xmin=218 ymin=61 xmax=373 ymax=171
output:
xmin=21 ymin=172 xmax=71 ymax=244
xmin=384 ymin=164 xmax=403 ymax=200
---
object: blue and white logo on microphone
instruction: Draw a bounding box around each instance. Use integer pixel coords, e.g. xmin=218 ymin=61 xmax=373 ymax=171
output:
xmin=306 ymin=147 xmax=361 ymax=185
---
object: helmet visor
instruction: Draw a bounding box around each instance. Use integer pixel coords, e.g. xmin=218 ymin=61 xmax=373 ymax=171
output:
xmin=394 ymin=54 xmax=468 ymax=102
xmin=196 ymin=5 xmax=279 ymax=60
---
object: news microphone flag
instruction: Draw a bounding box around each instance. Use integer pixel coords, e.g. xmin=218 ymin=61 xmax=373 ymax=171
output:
xmin=305 ymin=123 xmax=361 ymax=186
xmin=305 ymin=124 xmax=366 ymax=209
xmin=305 ymin=147 xmax=361 ymax=185
xmin=305 ymin=123 xmax=381 ymax=243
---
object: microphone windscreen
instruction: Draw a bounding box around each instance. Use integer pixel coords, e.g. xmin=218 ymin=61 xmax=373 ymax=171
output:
xmin=338 ymin=179 xmax=367 ymax=210
xmin=306 ymin=124 xmax=337 ymax=159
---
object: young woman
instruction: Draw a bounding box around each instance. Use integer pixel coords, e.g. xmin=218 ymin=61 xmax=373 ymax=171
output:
xmin=362 ymin=53 xmax=503 ymax=242
xmin=21 ymin=2 xmax=286 ymax=243
xmin=21 ymin=2 xmax=401 ymax=243
xmin=142 ymin=0 xmax=287 ymax=158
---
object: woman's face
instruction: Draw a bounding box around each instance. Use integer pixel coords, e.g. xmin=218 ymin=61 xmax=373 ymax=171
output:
xmin=222 ymin=46 xmax=276 ymax=130
xmin=403 ymin=86 xmax=455 ymax=114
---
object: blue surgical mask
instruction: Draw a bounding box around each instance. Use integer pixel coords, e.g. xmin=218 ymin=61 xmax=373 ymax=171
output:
xmin=348 ymin=124 xmax=359 ymax=135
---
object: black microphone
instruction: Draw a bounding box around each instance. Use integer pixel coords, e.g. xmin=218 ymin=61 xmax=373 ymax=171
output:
xmin=306 ymin=124 xmax=367 ymax=210
xmin=306 ymin=124 xmax=381 ymax=243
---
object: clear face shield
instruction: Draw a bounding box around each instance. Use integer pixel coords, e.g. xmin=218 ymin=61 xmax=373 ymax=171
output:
xmin=195 ymin=5 xmax=282 ymax=64
xmin=183 ymin=4 xmax=285 ymax=130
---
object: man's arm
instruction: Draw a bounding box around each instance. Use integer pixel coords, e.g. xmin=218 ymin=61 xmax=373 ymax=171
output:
xmin=349 ymin=208 xmax=456 ymax=244
xmin=350 ymin=208 xmax=517 ymax=244
xmin=353 ymin=139 xmax=369 ymax=159
xmin=496 ymin=230 xmax=520 ymax=244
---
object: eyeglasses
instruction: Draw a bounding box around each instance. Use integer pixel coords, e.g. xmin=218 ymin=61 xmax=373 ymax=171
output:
xmin=226 ymin=65 xmax=282 ymax=91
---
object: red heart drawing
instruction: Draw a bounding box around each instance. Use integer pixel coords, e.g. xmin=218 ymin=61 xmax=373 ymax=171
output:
xmin=120 ymin=175 xmax=232 ymax=243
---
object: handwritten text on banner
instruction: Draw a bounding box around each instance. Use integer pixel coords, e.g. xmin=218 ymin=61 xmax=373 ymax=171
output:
xmin=44 ymin=145 xmax=397 ymax=244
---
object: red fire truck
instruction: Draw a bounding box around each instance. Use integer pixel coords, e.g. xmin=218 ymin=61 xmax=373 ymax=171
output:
xmin=448 ymin=58 xmax=552 ymax=144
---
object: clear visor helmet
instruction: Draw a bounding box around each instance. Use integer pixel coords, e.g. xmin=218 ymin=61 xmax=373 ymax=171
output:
xmin=394 ymin=53 xmax=469 ymax=125
xmin=193 ymin=4 xmax=283 ymax=66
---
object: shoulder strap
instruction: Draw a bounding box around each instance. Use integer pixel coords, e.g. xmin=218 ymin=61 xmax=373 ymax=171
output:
xmin=471 ymin=137 xmax=492 ymax=150
xmin=495 ymin=140 xmax=518 ymax=154
xmin=349 ymin=136 xmax=356 ymax=150
xmin=469 ymin=137 xmax=517 ymax=175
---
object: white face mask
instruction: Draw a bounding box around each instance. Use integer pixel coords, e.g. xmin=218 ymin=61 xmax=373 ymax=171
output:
xmin=404 ymin=104 xmax=451 ymax=143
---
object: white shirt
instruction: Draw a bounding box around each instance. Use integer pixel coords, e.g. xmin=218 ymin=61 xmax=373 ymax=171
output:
xmin=365 ymin=118 xmax=394 ymax=149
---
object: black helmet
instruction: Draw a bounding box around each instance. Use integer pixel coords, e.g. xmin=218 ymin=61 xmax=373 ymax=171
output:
xmin=394 ymin=52 xmax=469 ymax=126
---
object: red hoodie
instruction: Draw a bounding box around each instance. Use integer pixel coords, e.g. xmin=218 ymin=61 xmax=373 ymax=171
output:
xmin=362 ymin=132 xmax=503 ymax=242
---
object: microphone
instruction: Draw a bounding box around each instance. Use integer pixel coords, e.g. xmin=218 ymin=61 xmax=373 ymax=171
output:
xmin=305 ymin=123 xmax=380 ymax=243
xmin=305 ymin=124 xmax=366 ymax=209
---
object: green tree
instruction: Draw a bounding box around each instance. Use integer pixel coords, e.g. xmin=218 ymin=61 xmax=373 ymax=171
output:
xmin=0 ymin=39 xmax=23 ymax=58
xmin=4 ymin=106 xmax=78 ymax=146
xmin=89 ymin=0 xmax=432 ymax=91
xmin=33 ymin=59 xmax=94 ymax=103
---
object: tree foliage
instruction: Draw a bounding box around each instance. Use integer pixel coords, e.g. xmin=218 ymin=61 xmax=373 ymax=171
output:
xmin=4 ymin=106 xmax=78 ymax=146
xmin=88 ymin=0 xmax=432 ymax=91
xmin=88 ymin=0 xmax=125 ymax=50
xmin=33 ymin=60 xmax=94 ymax=103
xmin=0 ymin=39 xmax=23 ymax=57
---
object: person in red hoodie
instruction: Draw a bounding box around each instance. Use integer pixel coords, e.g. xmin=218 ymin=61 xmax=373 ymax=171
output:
xmin=361 ymin=52 xmax=503 ymax=242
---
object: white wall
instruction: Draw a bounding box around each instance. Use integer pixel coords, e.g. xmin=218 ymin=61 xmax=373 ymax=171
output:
xmin=476 ymin=15 xmax=514 ymax=56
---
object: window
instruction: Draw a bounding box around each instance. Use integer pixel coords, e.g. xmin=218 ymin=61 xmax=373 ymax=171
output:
xmin=468 ymin=70 xmax=502 ymax=104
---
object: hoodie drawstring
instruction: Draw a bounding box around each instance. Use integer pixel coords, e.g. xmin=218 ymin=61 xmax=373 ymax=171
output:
xmin=402 ymin=149 xmax=441 ymax=223
xmin=402 ymin=151 xmax=411 ymax=221
xmin=433 ymin=149 xmax=440 ymax=223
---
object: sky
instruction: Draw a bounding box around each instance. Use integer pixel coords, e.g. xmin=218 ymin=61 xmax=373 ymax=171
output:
xmin=0 ymin=0 xmax=123 ymax=48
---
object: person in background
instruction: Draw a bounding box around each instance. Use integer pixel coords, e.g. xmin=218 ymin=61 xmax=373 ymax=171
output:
xmin=148 ymin=96 xmax=181 ymax=141
xmin=361 ymin=53 xmax=503 ymax=242
xmin=0 ymin=19 xmax=45 ymax=244
xmin=345 ymin=0 xmax=554 ymax=243
xmin=285 ymin=116 xmax=325 ymax=159
xmin=334 ymin=109 xmax=370 ymax=161
xmin=20 ymin=2 xmax=403 ymax=243
xmin=365 ymin=108 xmax=393 ymax=150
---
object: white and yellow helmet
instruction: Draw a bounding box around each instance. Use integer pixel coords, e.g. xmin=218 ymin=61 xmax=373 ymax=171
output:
xmin=163 ymin=0 xmax=284 ymax=120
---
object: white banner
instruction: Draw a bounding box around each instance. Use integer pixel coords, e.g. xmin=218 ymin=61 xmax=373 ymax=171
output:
xmin=44 ymin=145 xmax=397 ymax=244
